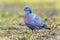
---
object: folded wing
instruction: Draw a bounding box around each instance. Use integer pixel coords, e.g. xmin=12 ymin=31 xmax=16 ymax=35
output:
xmin=33 ymin=14 xmax=48 ymax=29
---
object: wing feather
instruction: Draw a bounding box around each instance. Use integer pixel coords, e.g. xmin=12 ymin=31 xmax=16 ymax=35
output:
xmin=33 ymin=14 xmax=47 ymax=28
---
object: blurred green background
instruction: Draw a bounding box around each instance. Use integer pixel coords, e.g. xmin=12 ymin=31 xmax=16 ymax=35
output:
xmin=0 ymin=0 xmax=60 ymax=40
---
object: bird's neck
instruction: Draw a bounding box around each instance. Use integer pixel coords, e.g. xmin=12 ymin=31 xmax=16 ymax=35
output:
xmin=25 ymin=10 xmax=32 ymax=14
xmin=25 ymin=12 xmax=32 ymax=15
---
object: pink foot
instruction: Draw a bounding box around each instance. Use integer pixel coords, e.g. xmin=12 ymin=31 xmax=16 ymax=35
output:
xmin=32 ymin=30 xmax=37 ymax=35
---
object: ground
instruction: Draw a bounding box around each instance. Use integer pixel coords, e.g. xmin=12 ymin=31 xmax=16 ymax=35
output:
xmin=0 ymin=0 xmax=60 ymax=40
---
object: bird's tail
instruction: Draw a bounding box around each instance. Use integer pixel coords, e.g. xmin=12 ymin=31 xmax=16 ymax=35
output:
xmin=45 ymin=28 xmax=51 ymax=30
xmin=43 ymin=24 xmax=51 ymax=30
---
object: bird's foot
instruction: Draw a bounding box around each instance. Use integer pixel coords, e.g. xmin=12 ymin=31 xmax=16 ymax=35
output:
xmin=32 ymin=30 xmax=37 ymax=35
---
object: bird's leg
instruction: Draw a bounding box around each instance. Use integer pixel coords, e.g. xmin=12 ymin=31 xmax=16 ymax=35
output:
xmin=32 ymin=29 xmax=37 ymax=35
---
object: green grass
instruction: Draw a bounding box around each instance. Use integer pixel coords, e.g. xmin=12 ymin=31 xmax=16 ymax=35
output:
xmin=0 ymin=0 xmax=60 ymax=40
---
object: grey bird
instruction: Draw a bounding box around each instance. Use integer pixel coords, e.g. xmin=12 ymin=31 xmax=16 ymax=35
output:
xmin=24 ymin=6 xmax=50 ymax=34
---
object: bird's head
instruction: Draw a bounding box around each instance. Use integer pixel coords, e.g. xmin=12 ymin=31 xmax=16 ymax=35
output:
xmin=24 ymin=6 xmax=32 ymax=14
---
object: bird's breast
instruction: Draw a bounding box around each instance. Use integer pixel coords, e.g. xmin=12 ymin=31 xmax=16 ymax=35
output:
xmin=24 ymin=14 xmax=33 ymax=23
